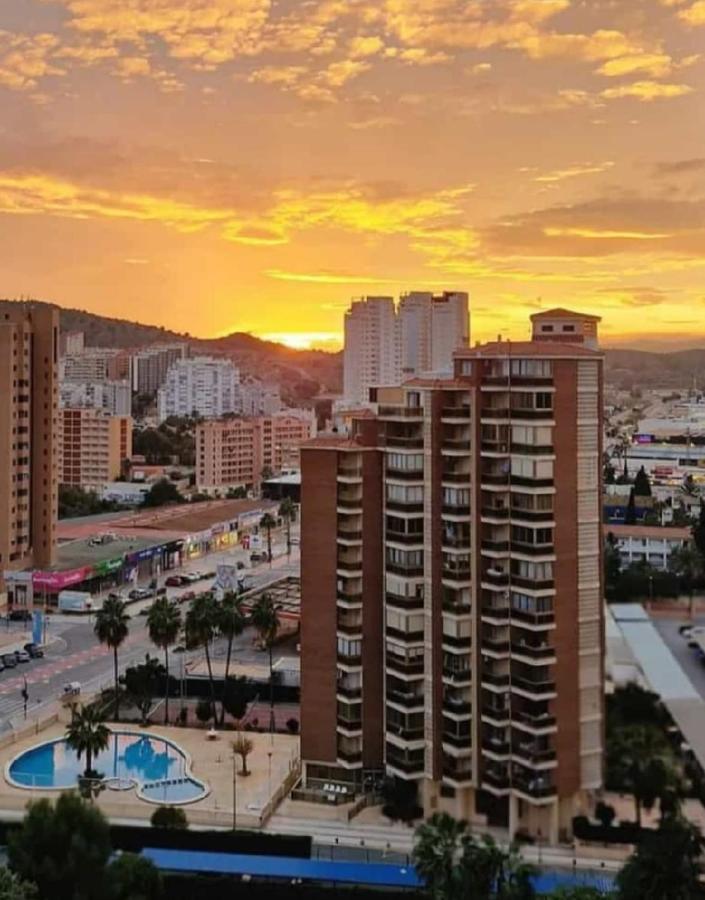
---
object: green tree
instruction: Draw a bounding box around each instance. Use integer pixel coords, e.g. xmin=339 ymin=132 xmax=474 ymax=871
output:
xmin=0 ymin=867 xmax=38 ymax=900
xmin=217 ymin=592 xmax=246 ymax=724
xmin=633 ymin=466 xmax=652 ymax=498
xmin=222 ymin=676 xmax=249 ymax=722
xmin=122 ymin=656 xmax=165 ymax=724
xmin=616 ymin=817 xmax=705 ymax=900
xmin=143 ymin=478 xmax=183 ymax=508
xmin=250 ymin=593 xmax=280 ymax=732
xmin=607 ymin=724 xmax=677 ymax=827
xmin=625 ymin=489 xmax=637 ymax=525
xmin=259 ymin=512 xmax=277 ymax=562
xmin=146 ymin=597 xmax=181 ymax=724
xmin=670 ymin=541 xmax=702 ymax=618
xmin=604 ymin=532 xmax=621 ymax=601
xmin=94 ymin=596 xmax=129 ymax=721
xmin=692 ymin=505 xmax=705 ymax=563
xmin=65 ymin=705 xmax=110 ymax=779
xmin=150 ymin=805 xmax=188 ymax=830
xmin=550 ymin=890 xmax=615 ymax=900
xmin=8 ymin=793 xmax=111 ymax=900
xmin=279 ymin=498 xmax=296 ymax=556
xmin=108 ymin=853 xmax=163 ymax=900
xmin=185 ymin=593 xmax=219 ymax=722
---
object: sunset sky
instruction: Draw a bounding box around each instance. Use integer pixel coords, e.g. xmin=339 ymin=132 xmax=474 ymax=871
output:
xmin=1 ymin=0 xmax=704 ymax=349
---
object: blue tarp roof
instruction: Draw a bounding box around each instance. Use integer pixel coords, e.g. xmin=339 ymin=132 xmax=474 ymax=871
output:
xmin=141 ymin=847 xmax=615 ymax=894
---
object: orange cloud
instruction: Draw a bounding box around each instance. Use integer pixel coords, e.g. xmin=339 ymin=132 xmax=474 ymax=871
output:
xmin=601 ymin=80 xmax=694 ymax=101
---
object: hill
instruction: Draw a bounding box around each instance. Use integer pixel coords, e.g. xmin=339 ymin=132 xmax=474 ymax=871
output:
xmin=0 ymin=299 xmax=342 ymax=401
xmin=604 ymin=348 xmax=705 ymax=390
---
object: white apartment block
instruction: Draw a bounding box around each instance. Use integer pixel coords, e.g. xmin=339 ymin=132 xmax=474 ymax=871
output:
xmin=342 ymin=292 xmax=470 ymax=405
xmin=157 ymin=357 xmax=240 ymax=421
xmin=60 ymin=348 xmax=122 ymax=383
xmin=239 ymin=378 xmax=282 ymax=416
xmin=604 ymin=524 xmax=690 ymax=571
xmin=59 ymin=380 xmax=132 ymax=416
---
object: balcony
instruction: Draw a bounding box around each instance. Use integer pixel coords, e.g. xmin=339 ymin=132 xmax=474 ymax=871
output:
xmin=386 ymin=562 xmax=424 ymax=578
xmin=443 ymin=696 xmax=472 ymax=715
xmin=338 ymin=651 xmax=362 ymax=666
xmin=482 ymin=737 xmax=510 ymax=757
xmin=337 ymin=559 xmax=363 ymax=574
xmin=387 ymin=725 xmax=425 ymax=743
xmin=513 ymin=775 xmax=557 ymax=800
xmin=510 ymin=407 xmax=554 ymax=421
xmin=481 ymin=705 xmax=510 ymax=725
xmin=387 ymin=625 xmax=425 ymax=643
xmin=442 ymin=438 xmax=472 ymax=452
xmin=481 ymin=440 xmax=510 ymax=455
xmin=387 ymin=500 xmax=424 ymax=514
xmin=337 ymin=683 xmax=363 ymax=700
xmin=482 ymin=636 xmax=510 ymax=656
xmin=337 ymin=497 xmax=362 ymax=511
xmin=442 ymin=731 xmax=472 ymax=749
xmin=386 ymin=753 xmax=425 ymax=776
xmin=379 ymin=406 xmax=423 ymax=419
xmin=442 ymin=503 xmax=471 ymax=516
xmin=386 ymin=652 xmax=424 ymax=677
xmin=481 ymin=505 xmax=510 ymax=521
xmin=443 ymin=763 xmax=474 ymax=785
xmin=481 ymin=407 xmax=510 ymax=420
xmin=441 ymin=405 xmax=471 ymax=420
xmin=442 ymin=666 xmax=472 ymax=684
xmin=510 ymin=506 xmax=554 ymax=524
xmin=337 ymin=748 xmax=363 ymax=765
xmin=337 ymin=716 xmax=362 ymax=733
xmin=441 ymin=470 xmax=470 ymax=485
xmin=510 ymin=575 xmax=554 ymax=592
xmin=511 ymin=443 xmax=554 ymax=456
xmin=510 ymin=476 xmax=554 ymax=489
xmin=386 ymin=530 xmax=424 ymax=546
xmin=481 ymin=602 xmax=510 ymax=622
xmin=384 ymin=435 xmax=424 ymax=450
xmin=510 ymin=541 xmax=554 ymax=557
xmin=337 ymin=589 xmax=363 ymax=605
xmin=442 ymin=564 xmax=472 ymax=582
xmin=481 ymin=539 xmax=510 ymax=554
xmin=482 ymin=768 xmax=510 ymax=792
xmin=442 ymin=533 xmax=470 ymax=549
xmin=512 ymin=676 xmax=556 ymax=698
xmin=513 ymin=710 xmax=557 ymax=732
xmin=482 ymin=671 xmax=510 ymax=688
xmin=387 ymin=689 xmax=425 ymax=709
xmin=337 ymin=530 xmax=363 ymax=542
xmin=443 ymin=600 xmax=472 ymax=616
xmin=481 ymin=473 xmax=510 ymax=487
xmin=386 ymin=466 xmax=424 ymax=481
xmin=337 ymin=618 xmax=363 ymax=637
xmin=512 ymin=743 xmax=557 ymax=766
xmin=510 ymin=642 xmax=556 ymax=661
xmin=483 ymin=569 xmax=509 ymax=587
xmin=511 ymin=609 xmax=556 ymax=628
xmin=442 ymin=633 xmax=472 ymax=650
xmin=386 ymin=591 xmax=424 ymax=611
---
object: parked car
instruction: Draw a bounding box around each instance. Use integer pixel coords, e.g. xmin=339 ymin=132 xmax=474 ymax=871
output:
xmin=14 ymin=650 xmax=30 ymax=664
xmin=183 ymin=572 xmax=201 ymax=584
xmin=0 ymin=660 xmax=5 ymax=673
xmin=2 ymin=655 xmax=17 ymax=668
xmin=24 ymin=643 xmax=44 ymax=659
xmin=165 ymin=575 xmax=187 ymax=587
xmin=107 ymin=591 xmax=124 ymax=601
xmin=8 ymin=609 xmax=32 ymax=622
xmin=128 ymin=588 xmax=154 ymax=601
xmin=178 ymin=591 xmax=196 ymax=604
xmin=250 ymin=550 xmax=267 ymax=563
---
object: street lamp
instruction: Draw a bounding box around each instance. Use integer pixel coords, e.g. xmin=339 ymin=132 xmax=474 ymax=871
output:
xmin=232 ymin=748 xmax=238 ymax=831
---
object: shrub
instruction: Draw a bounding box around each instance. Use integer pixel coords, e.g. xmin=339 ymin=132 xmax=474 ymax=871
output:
xmin=195 ymin=699 xmax=212 ymax=725
xmin=150 ymin=806 xmax=188 ymax=830
xmin=595 ymin=801 xmax=616 ymax=828
xmin=286 ymin=718 xmax=299 ymax=735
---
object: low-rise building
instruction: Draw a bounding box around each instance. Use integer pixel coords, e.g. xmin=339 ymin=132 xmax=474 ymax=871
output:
xmin=604 ymin=524 xmax=691 ymax=570
xmin=59 ymin=408 xmax=132 ymax=491
xmin=196 ymin=411 xmax=315 ymax=491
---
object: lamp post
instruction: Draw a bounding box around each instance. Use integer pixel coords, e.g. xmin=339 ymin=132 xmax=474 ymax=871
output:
xmin=232 ymin=749 xmax=238 ymax=831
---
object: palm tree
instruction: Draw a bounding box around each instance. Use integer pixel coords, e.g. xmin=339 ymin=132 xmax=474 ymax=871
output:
xmin=250 ymin=593 xmax=280 ymax=732
xmin=278 ymin=498 xmax=296 ymax=556
xmin=65 ymin=704 xmax=110 ymax=778
xmin=609 ymin=724 xmax=676 ymax=827
xmin=413 ymin=812 xmax=466 ymax=900
xmin=259 ymin=512 xmax=277 ymax=563
xmin=147 ymin=597 xmax=181 ymax=724
xmin=94 ymin=596 xmax=129 ymax=721
xmin=218 ymin=592 xmax=246 ymax=725
xmin=185 ymin=592 xmax=219 ymax=722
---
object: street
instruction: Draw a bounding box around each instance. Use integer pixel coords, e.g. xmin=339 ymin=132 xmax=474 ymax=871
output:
xmin=0 ymin=532 xmax=300 ymax=732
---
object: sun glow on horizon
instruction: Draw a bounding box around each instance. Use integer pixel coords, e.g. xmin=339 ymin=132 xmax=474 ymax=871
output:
xmin=257 ymin=331 xmax=343 ymax=351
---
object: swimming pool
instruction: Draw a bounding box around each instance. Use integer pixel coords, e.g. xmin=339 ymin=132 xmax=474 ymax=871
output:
xmin=6 ymin=730 xmax=208 ymax=805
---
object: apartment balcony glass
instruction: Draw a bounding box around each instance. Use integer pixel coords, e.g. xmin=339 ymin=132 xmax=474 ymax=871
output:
xmin=387 ymin=678 xmax=425 ymax=709
xmin=386 ymin=452 xmax=424 ymax=480
xmin=386 ymin=647 xmax=424 ymax=677
xmin=386 ymin=547 xmax=423 ymax=577
xmin=385 ymin=745 xmax=424 ymax=776
xmin=442 ymin=652 xmax=472 ymax=683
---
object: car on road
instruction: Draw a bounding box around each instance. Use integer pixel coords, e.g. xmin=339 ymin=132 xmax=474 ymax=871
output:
xmin=13 ymin=650 xmax=30 ymax=664
xmin=128 ymin=588 xmax=155 ymax=601
xmin=183 ymin=572 xmax=201 ymax=584
xmin=165 ymin=574 xmax=188 ymax=587
xmin=2 ymin=655 xmax=17 ymax=668
xmin=24 ymin=643 xmax=44 ymax=659
xmin=8 ymin=609 xmax=32 ymax=622
xmin=178 ymin=591 xmax=196 ymax=604
xmin=250 ymin=550 xmax=267 ymax=563
xmin=107 ymin=591 xmax=124 ymax=601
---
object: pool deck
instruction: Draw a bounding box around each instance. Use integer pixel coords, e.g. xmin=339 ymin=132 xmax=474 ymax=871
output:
xmin=0 ymin=716 xmax=300 ymax=830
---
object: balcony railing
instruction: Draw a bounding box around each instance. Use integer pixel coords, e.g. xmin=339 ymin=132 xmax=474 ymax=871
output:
xmin=510 ymin=408 xmax=554 ymax=421
xmin=481 ymin=505 xmax=510 ymax=519
xmin=510 ymin=507 xmax=554 ymax=523
xmin=511 ymin=608 xmax=555 ymax=628
xmin=442 ymin=438 xmax=472 ymax=451
xmin=511 ymin=642 xmax=555 ymax=660
xmin=337 ymin=530 xmax=363 ymax=541
xmin=482 ymin=705 xmax=510 ymax=724
xmin=337 ymin=559 xmax=363 ymax=573
xmin=379 ymin=406 xmax=424 ymax=418
xmin=443 ymin=697 xmax=472 ymax=715
xmin=481 ymin=441 xmax=510 ymax=454
xmin=481 ymin=407 xmax=510 ymax=419
xmin=483 ymin=570 xmax=509 ymax=586
xmin=441 ymin=471 xmax=470 ymax=485
xmin=387 ymin=689 xmax=424 ymax=708
xmin=510 ymin=541 xmax=554 ymax=557
xmin=481 ymin=738 xmax=510 ymax=756
xmin=386 ymin=530 xmax=424 ymax=546
xmin=443 ymin=763 xmax=474 ymax=783
xmin=511 ymin=443 xmax=554 ymax=456
xmin=513 ymin=744 xmax=557 ymax=765
xmin=337 ymin=716 xmax=362 ymax=732
xmin=387 ymin=625 xmax=425 ymax=643
xmin=512 ymin=676 xmax=556 ymax=695
xmin=386 ymin=562 xmax=424 ymax=578
xmin=513 ymin=776 xmax=556 ymax=798
xmin=510 ymin=576 xmax=555 ymax=591
xmin=441 ymin=406 xmax=471 ymax=419
xmin=510 ymin=476 xmax=554 ymax=489
xmin=442 ymin=731 xmax=472 ymax=749
xmin=337 ymin=497 xmax=362 ymax=509
xmin=514 ymin=710 xmax=556 ymax=730
xmin=481 ymin=473 xmax=510 ymax=486
xmin=386 ymin=467 xmax=424 ymax=481
xmin=386 ymin=592 xmax=424 ymax=611
xmin=442 ymin=503 xmax=471 ymax=516
xmin=387 ymin=726 xmax=425 ymax=742
xmin=442 ymin=565 xmax=472 ymax=582
xmin=442 ymin=533 xmax=470 ymax=548
xmin=482 ymin=769 xmax=510 ymax=790
xmin=337 ymin=684 xmax=363 ymax=700
xmin=443 ymin=667 xmax=472 ymax=684
xmin=387 ymin=500 xmax=424 ymax=513
xmin=481 ymin=603 xmax=510 ymax=620
xmin=481 ymin=539 xmax=510 ymax=553
xmin=338 ymin=651 xmax=362 ymax=665
xmin=337 ymin=620 xmax=363 ymax=636
xmin=482 ymin=671 xmax=510 ymax=687
xmin=337 ymin=748 xmax=362 ymax=764
xmin=386 ymin=653 xmax=424 ymax=676
xmin=482 ymin=637 xmax=510 ymax=654
xmin=384 ymin=435 xmax=424 ymax=449
xmin=385 ymin=749 xmax=425 ymax=774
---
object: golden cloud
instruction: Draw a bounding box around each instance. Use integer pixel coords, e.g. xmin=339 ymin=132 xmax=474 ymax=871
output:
xmin=601 ymin=80 xmax=694 ymax=101
xmin=680 ymin=2 xmax=705 ymax=25
xmin=534 ymin=161 xmax=615 ymax=183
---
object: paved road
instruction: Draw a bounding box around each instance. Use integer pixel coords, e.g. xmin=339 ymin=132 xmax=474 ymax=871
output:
xmin=0 ymin=533 xmax=300 ymax=731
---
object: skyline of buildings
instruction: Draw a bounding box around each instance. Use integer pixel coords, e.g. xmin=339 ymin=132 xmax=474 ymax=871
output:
xmin=301 ymin=307 xmax=604 ymax=842
xmin=342 ymin=292 xmax=470 ymax=407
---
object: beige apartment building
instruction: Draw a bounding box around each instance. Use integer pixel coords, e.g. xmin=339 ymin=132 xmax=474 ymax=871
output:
xmin=196 ymin=412 xmax=315 ymax=491
xmin=0 ymin=304 xmax=59 ymax=578
xmin=300 ymin=309 xmax=604 ymax=843
xmin=59 ymin=408 xmax=132 ymax=490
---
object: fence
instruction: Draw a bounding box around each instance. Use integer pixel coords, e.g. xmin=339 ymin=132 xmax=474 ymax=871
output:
xmin=258 ymin=757 xmax=301 ymax=827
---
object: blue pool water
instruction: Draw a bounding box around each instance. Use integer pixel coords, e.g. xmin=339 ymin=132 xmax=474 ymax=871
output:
xmin=7 ymin=731 xmax=207 ymax=804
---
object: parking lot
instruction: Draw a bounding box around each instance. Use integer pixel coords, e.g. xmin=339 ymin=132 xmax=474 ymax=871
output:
xmin=653 ymin=614 xmax=705 ymax=701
